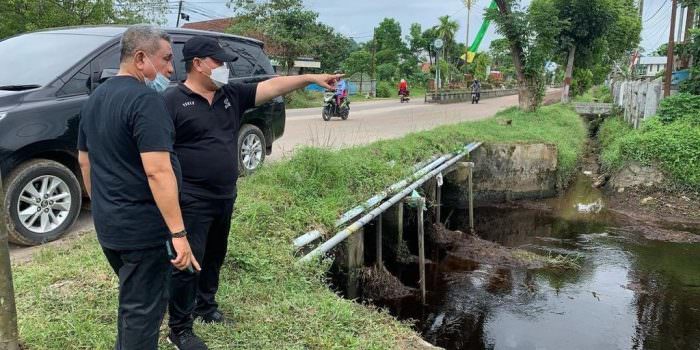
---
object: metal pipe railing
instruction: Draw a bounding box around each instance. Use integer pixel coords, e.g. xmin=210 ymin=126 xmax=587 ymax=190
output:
xmin=293 ymin=152 xmax=460 ymax=249
xmin=299 ymin=142 xmax=482 ymax=262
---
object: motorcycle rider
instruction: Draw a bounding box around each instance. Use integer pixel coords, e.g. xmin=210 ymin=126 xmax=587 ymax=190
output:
xmin=334 ymin=70 xmax=348 ymax=108
xmin=398 ymin=79 xmax=409 ymax=96
xmin=471 ymin=79 xmax=481 ymax=101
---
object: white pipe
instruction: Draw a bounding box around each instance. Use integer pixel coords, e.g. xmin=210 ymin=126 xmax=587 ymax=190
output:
xmin=293 ymin=152 xmax=461 ymax=249
xmin=299 ymin=142 xmax=482 ymax=262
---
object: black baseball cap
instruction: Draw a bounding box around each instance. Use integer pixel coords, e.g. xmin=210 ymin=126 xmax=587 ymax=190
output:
xmin=181 ymin=36 xmax=238 ymax=62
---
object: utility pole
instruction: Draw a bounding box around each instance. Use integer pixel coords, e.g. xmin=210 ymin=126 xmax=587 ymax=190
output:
xmin=463 ymin=0 xmax=474 ymax=49
xmin=0 ymin=171 xmax=20 ymax=350
xmin=176 ymin=0 xmax=183 ymax=27
xmin=665 ymin=0 xmax=678 ymax=97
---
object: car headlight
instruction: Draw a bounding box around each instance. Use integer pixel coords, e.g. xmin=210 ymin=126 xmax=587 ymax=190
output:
xmin=0 ymin=111 xmax=7 ymax=122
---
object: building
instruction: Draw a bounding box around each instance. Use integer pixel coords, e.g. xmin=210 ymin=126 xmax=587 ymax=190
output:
xmin=181 ymin=18 xmax=321 ymax=75
xmin=637 ymin=56 xmax=667 ymax=78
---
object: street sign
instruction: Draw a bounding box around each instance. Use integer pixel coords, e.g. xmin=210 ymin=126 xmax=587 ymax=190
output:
xmin=433 ymin=39 xmax=444 ymax=49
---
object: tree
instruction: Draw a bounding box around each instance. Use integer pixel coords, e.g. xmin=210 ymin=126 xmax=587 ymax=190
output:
xmin=231 ymin=0 xmax=319 ymax=74
xmin=342 ymin=50 xmax=371 ymax=93
xmin=0 ymin=0 xmax=166 ymax=39
xmin=435 ymin=15 xmax=460 ymax=63
xmin=308 ymin=23 xmax=357 ymax=73
xmin=488 ymin=0 xmax=563 ymax=111
xmin=0 ymin=171 xmax=19 ymax=350
xmin=489 ymin=38 xmax=515 ymax=78
xmin=553 ymin=0 xmax=628 ymax=102
xmin=422 ymin=26 xmax=440 ymax=65
xmin=372 ymin=18 xmax=407 ymax=67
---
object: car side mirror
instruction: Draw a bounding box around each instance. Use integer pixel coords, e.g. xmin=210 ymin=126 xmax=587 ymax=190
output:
xmin=99 ymin=69 xmax=118 ymax=83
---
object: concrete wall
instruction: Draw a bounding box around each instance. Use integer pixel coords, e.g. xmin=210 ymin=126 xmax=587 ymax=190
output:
xmin=611 ymin=80 xmax=662 ymax=129
xmin=443 ymin=144 xmax=559 ymax=207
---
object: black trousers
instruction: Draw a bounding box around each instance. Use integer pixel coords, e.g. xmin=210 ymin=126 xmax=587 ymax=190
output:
xmin=102 ymin=245 xmax=170 ymax=350
xmin=169 ymin=192 xmax=234 ymax=332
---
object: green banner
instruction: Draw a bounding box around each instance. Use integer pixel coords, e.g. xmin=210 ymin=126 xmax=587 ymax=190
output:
xmin=467 ymin=0 xmax=497 ymax=62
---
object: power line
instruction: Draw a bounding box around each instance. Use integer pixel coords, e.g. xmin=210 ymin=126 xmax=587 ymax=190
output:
xmin=644 ymin=0 xmax=668 ymax=22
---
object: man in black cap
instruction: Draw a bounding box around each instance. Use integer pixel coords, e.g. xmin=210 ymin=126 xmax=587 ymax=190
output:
xmin=163 ymin=36 xmax=341 ymax=349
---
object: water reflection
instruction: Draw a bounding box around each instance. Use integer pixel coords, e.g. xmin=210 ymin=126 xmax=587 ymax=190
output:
xmin=378 ymin=175 xmax=700 ymax=349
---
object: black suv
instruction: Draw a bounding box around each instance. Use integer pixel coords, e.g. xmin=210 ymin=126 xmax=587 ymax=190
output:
xmin=0 ymin=26 xmax=285 ymax=246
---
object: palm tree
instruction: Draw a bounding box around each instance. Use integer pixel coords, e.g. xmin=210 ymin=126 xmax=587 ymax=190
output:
xmin=436 ymin=15 xmax=459 ymax=84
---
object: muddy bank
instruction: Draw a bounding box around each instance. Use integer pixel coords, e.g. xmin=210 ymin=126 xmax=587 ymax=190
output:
xmin=429 ymin=224 xmax=578 ymax=270
xmin=577 ymin=122 xmax=700 ymax=241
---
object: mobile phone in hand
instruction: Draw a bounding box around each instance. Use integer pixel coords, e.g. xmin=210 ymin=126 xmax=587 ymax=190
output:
xmin=165 ymin=239 xmax=197 ymax=275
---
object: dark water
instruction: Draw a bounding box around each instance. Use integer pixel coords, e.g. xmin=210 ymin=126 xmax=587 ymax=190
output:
xmin=377 ymin=175 xmax=700 ymax=350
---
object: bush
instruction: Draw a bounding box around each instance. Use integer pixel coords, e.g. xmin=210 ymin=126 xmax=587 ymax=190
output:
xmin=658 ymin=93 xmax=700 ymax=125
xmin=599 ymin=116 xmax=700 ymax=189
xmin=376 ymin=81 xmax=393 ymax=98
xmin=284 ymin=89 xmax=323 ymax=109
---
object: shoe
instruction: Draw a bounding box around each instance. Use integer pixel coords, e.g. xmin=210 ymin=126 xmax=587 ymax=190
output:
xmin=197 ymin=309 xmax=226 ymax=324
xmin=167 ymin=329 xmax=208 ymax=350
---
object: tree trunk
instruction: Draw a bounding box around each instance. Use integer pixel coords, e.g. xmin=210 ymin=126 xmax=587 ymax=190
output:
xmin=494 ymin=0 xmax=536 ymax=111
xmin=0 ymin=171 xmax=20 ymax=350
xmin=561 ymin=45 xmax=576 ymax=103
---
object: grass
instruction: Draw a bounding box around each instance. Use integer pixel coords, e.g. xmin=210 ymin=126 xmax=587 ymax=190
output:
xmin=599 ymin=115 xmax=700 ymax=190
xmin=12 ymin=104 xmax=587 ymax=349
xmin=573 ymin=86 xmax=612 ymax=103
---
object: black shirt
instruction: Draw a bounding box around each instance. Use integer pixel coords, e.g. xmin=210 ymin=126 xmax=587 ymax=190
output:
xmin=163 ymin=82 xmax=257 ymax=199
xmin=78 ymin=76 xmax=181 ymax=250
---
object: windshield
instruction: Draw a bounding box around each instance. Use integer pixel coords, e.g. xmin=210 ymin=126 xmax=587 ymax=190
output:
xmin=0 ymin=32 xmax=113 ymax=88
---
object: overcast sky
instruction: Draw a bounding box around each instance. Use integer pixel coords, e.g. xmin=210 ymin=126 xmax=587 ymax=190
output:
xmin=164 ymin=0 xmax=679 ymax=56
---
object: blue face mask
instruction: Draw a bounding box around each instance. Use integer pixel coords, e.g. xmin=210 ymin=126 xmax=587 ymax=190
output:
xmin=145 ymin=73 xmax=170 ymax=93
xmin=143 ymin=56 xmax=170 ymax=93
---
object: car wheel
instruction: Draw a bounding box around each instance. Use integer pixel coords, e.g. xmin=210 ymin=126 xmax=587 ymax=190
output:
xmin=3 ymin=159 xmax=82 ymax=246
xmin=238 ymin=124 xmax=266 ymax=176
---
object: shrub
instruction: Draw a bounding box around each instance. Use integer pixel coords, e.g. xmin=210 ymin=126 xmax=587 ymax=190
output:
xmin=376 ymin=81 xmax=393 ymax=98
xmin=599 ymin=116 xmax=700 ymax=189
xmin=658 ymin=93 xmax=700 ymax=125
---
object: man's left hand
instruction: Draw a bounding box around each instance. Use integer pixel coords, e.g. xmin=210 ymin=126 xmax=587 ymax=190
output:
xmin=310 ymin=74 xmax=344 ymax=90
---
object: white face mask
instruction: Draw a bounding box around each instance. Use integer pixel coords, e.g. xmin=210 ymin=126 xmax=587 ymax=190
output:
xmin=207 ymin=63 xmax=230 ymax=88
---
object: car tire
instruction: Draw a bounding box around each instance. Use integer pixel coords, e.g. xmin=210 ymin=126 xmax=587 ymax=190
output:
xmin=3 ymin=159 xmax=82 ymax=246
xmin=238 ymin=124 xmax=266 ymax=176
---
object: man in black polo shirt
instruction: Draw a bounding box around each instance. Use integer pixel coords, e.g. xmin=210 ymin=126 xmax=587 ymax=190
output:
xmin=78 ymin=25 xmax=199 ymax=349
xmin=163 ymin=36 xmax=341 ymax=349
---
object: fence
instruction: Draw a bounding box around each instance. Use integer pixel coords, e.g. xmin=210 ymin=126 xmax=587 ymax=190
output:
xmin=610 ymin=80 xmax=662 ymax=129
xmin=425 ymin=88 xmax=519 ymax=104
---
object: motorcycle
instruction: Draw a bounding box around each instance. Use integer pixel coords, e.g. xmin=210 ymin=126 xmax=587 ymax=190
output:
xmin=322 ymin=90 xmax=350 ymax=121
xmin=399 ymin=89 xmax=410 ymax=103
xmin=471 ymin=90 xmax=481 ymax=104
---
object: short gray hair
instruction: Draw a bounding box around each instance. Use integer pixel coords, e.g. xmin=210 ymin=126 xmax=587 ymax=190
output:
xmin=120 ymin=25 xmax=171 ymax=63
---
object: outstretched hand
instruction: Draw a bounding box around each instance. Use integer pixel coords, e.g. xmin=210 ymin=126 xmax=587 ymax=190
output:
xmin=311 ymin=73 xmax=344 ymax=90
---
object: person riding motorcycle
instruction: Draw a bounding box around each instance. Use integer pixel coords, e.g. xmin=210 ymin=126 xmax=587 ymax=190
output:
xmin=471 ymin=79 xmax=481 ymax=103
xmin=334 ymin=70 xmax=348 ymax=107
xmin=471 ymin=79 xmax=481 ymax=96
xmin=398 ymin=79 xmax=409 ymax=96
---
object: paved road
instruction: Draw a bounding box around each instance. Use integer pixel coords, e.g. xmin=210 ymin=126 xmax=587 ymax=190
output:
xmin=271 ymin=93 xmax=528 ymax=161
xmin=10 ymin=90 xmax=561 ymax=261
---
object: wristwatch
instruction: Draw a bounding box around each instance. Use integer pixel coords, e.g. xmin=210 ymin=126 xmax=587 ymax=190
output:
xmin=171 ymin=229 xmax=187 ymax=238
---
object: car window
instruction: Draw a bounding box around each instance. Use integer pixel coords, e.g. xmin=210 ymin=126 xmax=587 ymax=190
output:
xmin=172 ymin=41 xmax=187 ymax=82
xmin=57 ymin=63 xmax=90 ymax=96
xmin=0 ymin=32 xmax=112 ymax=87
xmin=91 ymin=45 xmax=120 ymax=88
xmin=218 ymin=38 xmax=274 ymax=78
